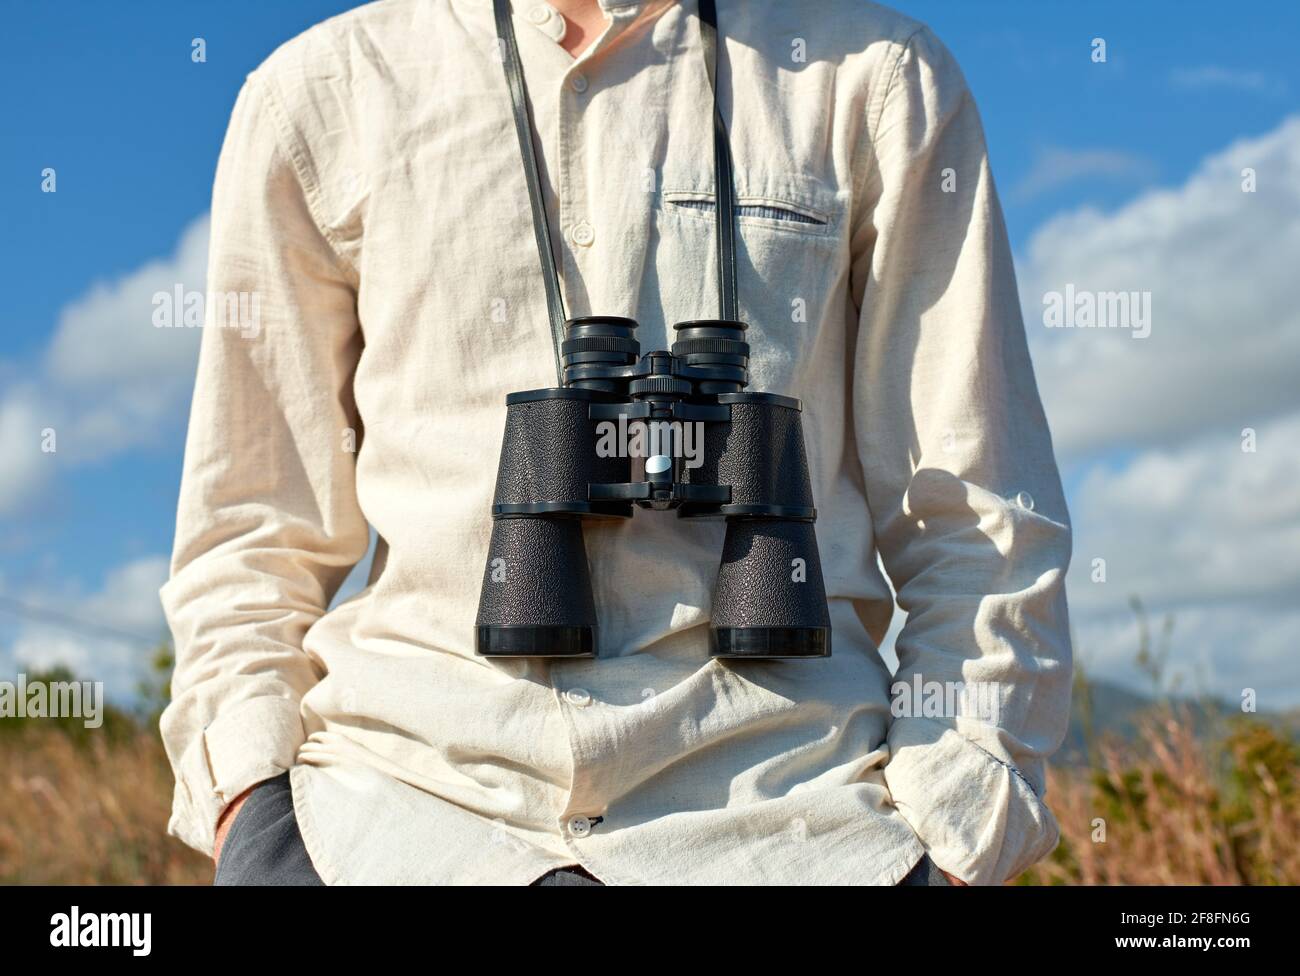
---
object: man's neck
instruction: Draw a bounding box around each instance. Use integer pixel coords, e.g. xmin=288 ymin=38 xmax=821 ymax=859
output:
xmin=548 ymin=0 xmax=608 ymax=59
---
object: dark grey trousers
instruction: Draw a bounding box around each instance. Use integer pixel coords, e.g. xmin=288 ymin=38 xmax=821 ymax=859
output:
xmin=214 ymin=772 xmax=324 ymax=886
xmin=213 ymin=772 xmax=949 ymax=886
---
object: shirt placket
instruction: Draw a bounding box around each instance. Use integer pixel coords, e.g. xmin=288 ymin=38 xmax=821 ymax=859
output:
xmin=526 ymin=0 xmax=645 ymax=857
xmin=548 ymin=2 xmax=638 ymax=312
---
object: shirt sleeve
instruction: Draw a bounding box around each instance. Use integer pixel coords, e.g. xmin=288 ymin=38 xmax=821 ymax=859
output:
xmin=851 ymin=27 xmax=1073 ymax=884
xmin=158 ymin=70 xmax=369 ymax=856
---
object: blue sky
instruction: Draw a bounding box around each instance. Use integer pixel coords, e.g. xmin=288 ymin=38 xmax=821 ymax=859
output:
xmin=2 ymin=0 xmax=1299 ymax=704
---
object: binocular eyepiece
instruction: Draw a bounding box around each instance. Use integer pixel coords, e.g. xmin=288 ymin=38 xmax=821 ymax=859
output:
xmin=475 ymin=316 xmax=831 ymax=660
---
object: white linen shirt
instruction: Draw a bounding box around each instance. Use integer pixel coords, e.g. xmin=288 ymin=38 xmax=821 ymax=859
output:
xmin=160 ymin=0 xmax=1073 ymax=885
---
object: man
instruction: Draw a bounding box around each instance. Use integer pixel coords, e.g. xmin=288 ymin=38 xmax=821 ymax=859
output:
xmin=163 ymin=0 xmax=1072 ymax=886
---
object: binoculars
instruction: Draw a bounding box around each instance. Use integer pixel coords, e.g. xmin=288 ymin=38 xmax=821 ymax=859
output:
xmin=475 ymin=316 xmax=831 ymax=660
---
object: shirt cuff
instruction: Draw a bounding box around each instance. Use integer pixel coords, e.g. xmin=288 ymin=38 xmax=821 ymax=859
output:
xmin=881 ymin=716 xmax=1059 ymax=885
xmin=166 ymin=694 xmax=306 ymax=856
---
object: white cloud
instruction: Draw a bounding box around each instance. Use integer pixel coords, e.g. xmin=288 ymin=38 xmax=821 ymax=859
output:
xmin=0 ymin=215 xmax=208 ymax=513
xmin=1012 ymin=147 xmax=1156 ymax=202
xmin=1063 ymin=411 xmax=1300 ymax=704
xmin=0 ymin=555 xmax=169 ymax=701
xmin=1012 ymin=117 xmax=1300 ymax=706
xmin=1020 ymin=115 xmax=1300 ymax=460
xmin=1068 ymin=412 xmax=1300 ymax=612
xmin=46 ymin=216 xmax=209 ymax=390
xmin=0 ymin=389 xmax=53 ymax=517
xmin=8 ymin=631 xmax=97 ymax=678
xmin=1072 ymin=602 xmax=1300 ymax=709
xmin=80 ymin=555 xmax=172 ymax=635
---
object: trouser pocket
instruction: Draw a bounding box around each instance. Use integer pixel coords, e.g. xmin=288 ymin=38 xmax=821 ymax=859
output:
xmin=213 ymin=772 xmax=324 ymax=886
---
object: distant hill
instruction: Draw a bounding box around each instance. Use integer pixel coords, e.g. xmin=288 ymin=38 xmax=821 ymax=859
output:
xmin=1056 ymin=677 xmax=1300 ymax=766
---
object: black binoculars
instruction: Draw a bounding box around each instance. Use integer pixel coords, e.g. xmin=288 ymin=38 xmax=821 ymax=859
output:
xmin=475 ymin=316 xmax=831 ymax=660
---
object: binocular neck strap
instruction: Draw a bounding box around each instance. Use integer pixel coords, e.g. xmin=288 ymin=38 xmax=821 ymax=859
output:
xmin=491 ymin=0 xmax=740 ymax=382
xmin=698 ymin=0 xmax=739 ymax=323
xmin=493 ymin=0 xmax=568 ymax=380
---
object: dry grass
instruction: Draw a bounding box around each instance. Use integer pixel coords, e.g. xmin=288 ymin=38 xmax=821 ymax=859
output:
xmin=0 ymin=727 xmax=211 ymax=885
xmin=0 ymin=705 xmax=1294 ymax=885
xmin=1019 ymin=707 xmax=1300 ymax=885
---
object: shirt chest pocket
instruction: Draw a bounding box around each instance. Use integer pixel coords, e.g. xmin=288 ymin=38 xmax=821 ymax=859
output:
xmin=663 ymin=189 xmax=834 ymax=235
xmin=653 ymin=179 xmax=844 ymax=386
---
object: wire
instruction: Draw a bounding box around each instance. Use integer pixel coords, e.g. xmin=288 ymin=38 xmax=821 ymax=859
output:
xmin=0 ymin=594 xmax=160 ymax=647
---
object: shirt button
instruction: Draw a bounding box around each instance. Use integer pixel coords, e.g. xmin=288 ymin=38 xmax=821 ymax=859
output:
xmin=570 ymin=73 xmax=589 ymax=93
xmin=570 ymin=220 xmax=595 ymax=247
xmin=528 ymin=5 xmax=553 ymax=25
xmin=567 ymin=815 xmax=593 ymax=838
xmin=564 ymin=687 xmax=593 ymax=707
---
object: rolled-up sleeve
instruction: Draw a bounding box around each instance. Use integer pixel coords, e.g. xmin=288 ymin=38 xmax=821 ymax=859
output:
xmin=851 ymin=27 xmax=1073 ymax=884
xmin=158 ymin=70 xmax=368 ymax=856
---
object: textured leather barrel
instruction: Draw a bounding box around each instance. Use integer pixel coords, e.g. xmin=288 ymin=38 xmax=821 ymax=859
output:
xmin=475 ymin=517 xmax=598 ymax=657
xmin=684 ymin=393 xmax=815 ymax=516
xmin=491 ymin=390 xmax=629 ymax=511
xmin=710 ymin=519 xmax=831 ymax=658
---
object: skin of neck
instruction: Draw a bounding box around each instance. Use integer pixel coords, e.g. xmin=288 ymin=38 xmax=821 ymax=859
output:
xmin=547 ymin=0 xmax=608 ymax=58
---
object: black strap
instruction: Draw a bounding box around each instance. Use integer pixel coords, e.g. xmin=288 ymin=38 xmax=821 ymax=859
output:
xmin=491 ymin=0 xmax=740 ymax=382
xmin=698 ymin=0 xmax=738 ymax=321
xmin=493 ymin=0 xmax=568 ymax=380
